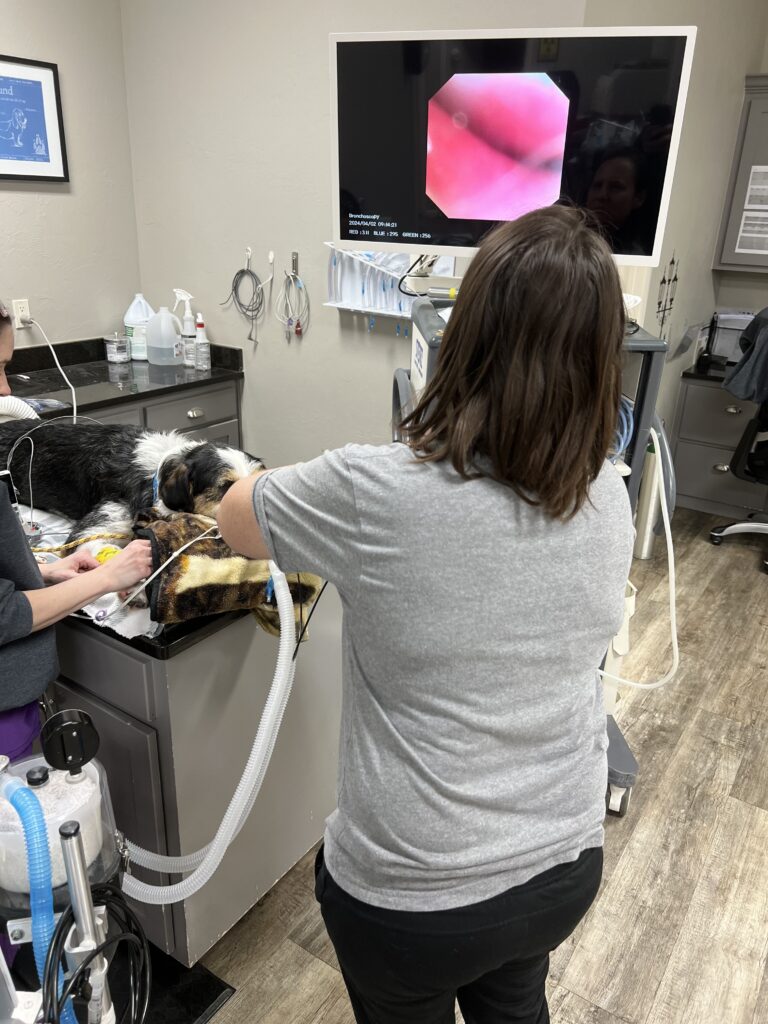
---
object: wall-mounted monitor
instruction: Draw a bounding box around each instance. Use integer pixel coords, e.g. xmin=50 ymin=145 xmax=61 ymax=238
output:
xmin=330 ymin=27 xmax=696 ymax=266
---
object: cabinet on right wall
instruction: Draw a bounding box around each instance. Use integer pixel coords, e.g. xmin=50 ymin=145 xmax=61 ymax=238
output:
xmin=714 ymin=74 xmax=768 ymax=272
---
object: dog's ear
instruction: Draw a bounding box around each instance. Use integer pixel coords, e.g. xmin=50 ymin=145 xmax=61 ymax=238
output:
xmin=159 ymin=462 xmax=195 ymax=512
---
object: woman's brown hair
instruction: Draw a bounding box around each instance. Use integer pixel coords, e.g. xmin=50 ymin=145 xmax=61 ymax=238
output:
xmin=400 ymin=205 xmax=625 ymax=520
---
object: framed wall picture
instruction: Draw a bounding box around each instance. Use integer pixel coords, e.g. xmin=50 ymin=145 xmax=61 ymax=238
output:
xmin=0 ymin=55 xmax=68 ymax=182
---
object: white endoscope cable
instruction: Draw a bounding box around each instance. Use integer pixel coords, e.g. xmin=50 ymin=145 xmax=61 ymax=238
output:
xmin=86 ymin=524 xmax=220 ymax=623
xmin=598 ymin=426 xmax=679 ymax=691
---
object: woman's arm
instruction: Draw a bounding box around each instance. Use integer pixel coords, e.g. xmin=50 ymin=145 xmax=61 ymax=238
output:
xmin=39 ymin=550 xmax=100 ymax=584
xmin=22 ymin=540 xmax=153 ymax=632
xmin=217 ymin=472 xmax=273 ymax=559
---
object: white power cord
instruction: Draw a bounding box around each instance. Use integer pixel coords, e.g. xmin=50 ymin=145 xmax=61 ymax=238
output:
xmin=22 ymin=316 xmax=77 ymax=422
xmin=598 ymin=426 xmax=679 ymax=691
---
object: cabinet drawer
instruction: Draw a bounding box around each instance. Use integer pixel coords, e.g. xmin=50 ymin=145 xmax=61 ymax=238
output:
xmin=182 ymin=418 xmax=240 ymax=448
xmin=675 ymin=440 xmax=768 ymax=511
xmin=55 ymin=622 xmax=157 ymax=724
xmin=145 ymin=384 xmax=237 ymax=433
xmin=679 ymin=385 xmax=756 ymax=447
xmin=91 ymin=403 xmax=145 ymax=427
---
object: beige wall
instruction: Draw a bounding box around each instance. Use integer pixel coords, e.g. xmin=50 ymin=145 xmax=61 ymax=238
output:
xmin=5 ymin=4 xmax=766 ymax=441
xmin=585 ymin=0 xmax=768 ymax=425
xmin=120 ymin=0 xmax=585 ymax=467
xmin=0 ymin=0 xmax=140 ymax=347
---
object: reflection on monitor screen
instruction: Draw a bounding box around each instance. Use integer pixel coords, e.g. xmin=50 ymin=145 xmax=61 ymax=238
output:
xmin=332 ymin=29 xmax=695 ymax=265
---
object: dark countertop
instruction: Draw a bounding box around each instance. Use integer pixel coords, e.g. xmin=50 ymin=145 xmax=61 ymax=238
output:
xmin=9 ymin=337 xmax=248 ymax=659
xmin=63 ymin=609 xmax=251 ymax=660
xmin=8 ymin=337 xmax=243 ymax=414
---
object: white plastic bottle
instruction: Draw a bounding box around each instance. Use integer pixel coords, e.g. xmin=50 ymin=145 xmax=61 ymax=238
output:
xmin=195 ymin=313 xmax=211 ymax=371
xmin=146 ymin=307 xmax=184 ymax=365
xmin=124 ymin=293 xmax=155 ymax=362
xmin=173 ymin=289 xmax=197 ymax=368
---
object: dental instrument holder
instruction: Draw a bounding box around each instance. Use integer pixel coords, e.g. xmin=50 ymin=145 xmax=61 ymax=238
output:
xmin=393 ymin=297 xmax=674 ymax=817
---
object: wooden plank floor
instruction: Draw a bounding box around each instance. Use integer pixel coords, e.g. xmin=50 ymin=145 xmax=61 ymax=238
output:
xmin=204 ymin=509 xmax=768 ymax=1023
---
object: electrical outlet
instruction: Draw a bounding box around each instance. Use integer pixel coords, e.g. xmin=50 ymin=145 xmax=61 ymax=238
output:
xmin=12 ymin=299 xmax=30 ymax=330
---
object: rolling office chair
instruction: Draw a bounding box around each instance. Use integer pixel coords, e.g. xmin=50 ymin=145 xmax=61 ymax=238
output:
xmin=709 ymin=306 xmax=768 ymax=572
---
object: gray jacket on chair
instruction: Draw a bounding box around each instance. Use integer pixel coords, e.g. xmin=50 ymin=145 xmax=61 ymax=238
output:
xmin=724 ymin=306 xmax=768 ymax=403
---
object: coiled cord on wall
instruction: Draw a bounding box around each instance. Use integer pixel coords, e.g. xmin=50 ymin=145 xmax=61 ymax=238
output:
xmin=221 ymin=250 xmax=274 ymax=341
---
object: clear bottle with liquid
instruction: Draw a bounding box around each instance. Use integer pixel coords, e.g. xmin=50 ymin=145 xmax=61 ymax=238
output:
xmin=194 ymin=313 xmax=211 ymax=371
xmin=146 ymin=307 xmax=183 ymax=366
xmin=104 ymin=332 xmax=131 ymax=363
xmin=124 ymin=293 xmax=155 ymax=361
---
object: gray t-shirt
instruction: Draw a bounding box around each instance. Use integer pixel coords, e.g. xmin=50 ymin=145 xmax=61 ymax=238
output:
xmin=253 ymin=443 xmax=633 ymax=911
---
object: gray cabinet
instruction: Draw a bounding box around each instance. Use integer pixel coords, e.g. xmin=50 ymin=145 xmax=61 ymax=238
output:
xmin=87 ymin=380 xmax=241 ymax=447
xmin=672 ymin=375 xmax=768 ymax=516
xmin=52 ymin=591 xmax=344 ymax=968
xmin=47 ymin=373 xmax=243 ymax=954
xmin=51 ymin=678 xmax=175 ymax=953
xmin=183 ymin=419 xmax=240 ymax=447
xmin=714 ymin=75 xmax=768 ymax=272
xmin=93 ymin=404 xmax=144 ymax=427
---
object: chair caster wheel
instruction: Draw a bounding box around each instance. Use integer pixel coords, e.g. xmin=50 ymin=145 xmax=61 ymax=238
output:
xmin=710 ymin=534 xmax=723 ymax=546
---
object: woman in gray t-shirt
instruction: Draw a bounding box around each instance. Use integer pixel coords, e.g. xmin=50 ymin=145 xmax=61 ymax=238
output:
xmin=218 ymin=205 xmax=634 ymax=1024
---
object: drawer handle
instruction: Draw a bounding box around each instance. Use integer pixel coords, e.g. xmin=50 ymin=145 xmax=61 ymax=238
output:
xmin=713 ymin=464 xmax=730 ymax=474
xmin=187 ymin=408 xmax=205 ymax=420
xmin=724 ymin=406 xmax=743 ymax=416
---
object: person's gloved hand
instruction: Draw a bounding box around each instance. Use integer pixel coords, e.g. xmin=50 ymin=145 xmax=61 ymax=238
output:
xmin=39 ymin=550 xmax=100 ymax=584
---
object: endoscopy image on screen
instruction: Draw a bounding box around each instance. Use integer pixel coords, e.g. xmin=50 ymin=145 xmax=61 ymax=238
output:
xmin=425 ymin=73 xmax=568 ymax=222
xmin=335 ymin=34 xmax=689 ymax=256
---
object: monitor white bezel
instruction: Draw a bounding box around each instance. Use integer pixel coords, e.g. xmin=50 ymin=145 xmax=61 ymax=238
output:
xmin=329 ymin=26 xmax=696 ymax=268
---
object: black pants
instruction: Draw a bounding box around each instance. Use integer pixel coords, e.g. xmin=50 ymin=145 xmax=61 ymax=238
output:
xmin=315 ymin=845 xmax=602 ymax=1024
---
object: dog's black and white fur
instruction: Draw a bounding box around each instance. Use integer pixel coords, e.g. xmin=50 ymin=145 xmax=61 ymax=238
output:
xmin=0 ymin=420 xmax=263 ymax=543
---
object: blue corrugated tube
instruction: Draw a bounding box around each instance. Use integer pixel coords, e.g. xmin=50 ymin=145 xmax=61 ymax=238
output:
xmin=1 ymin=774 xmax=76 ymax=1024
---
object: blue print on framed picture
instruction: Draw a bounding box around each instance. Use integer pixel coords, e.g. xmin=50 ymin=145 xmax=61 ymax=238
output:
xmin=0 ymin=55 xmax=68 ymax=181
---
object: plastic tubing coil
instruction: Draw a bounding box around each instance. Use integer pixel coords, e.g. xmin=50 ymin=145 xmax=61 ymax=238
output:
xmin=122 ymin=561 xmax=297 ymax=902
xmin=1 ymin=777 xmax=76 ymax=1024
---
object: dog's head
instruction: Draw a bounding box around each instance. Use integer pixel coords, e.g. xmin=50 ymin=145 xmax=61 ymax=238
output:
xmin=157 ymin=443 xmax=263 ymax=516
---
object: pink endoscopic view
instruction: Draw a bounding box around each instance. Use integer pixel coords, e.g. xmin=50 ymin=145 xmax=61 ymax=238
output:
xmin=426 ymin=73 xmax=569 ymax=222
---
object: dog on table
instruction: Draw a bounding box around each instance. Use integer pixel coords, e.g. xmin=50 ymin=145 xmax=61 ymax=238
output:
xmin=0 ymin=420 xmax=263 ymax=545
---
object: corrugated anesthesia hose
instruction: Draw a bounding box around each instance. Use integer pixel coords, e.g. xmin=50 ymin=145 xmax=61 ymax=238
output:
xmin=122 ymin=561 xmax=297 ymax=902
xmin=0 ymin=776 xmax=77 ymax=1024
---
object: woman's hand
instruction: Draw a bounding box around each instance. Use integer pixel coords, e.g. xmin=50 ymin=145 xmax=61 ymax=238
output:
xmin=98 ymin=540 xmax=154 ymax=593
xmin=23 ymin=539 xmax=154 ymax=633
xmin=40 ymin=550 xmax=100 ymax=584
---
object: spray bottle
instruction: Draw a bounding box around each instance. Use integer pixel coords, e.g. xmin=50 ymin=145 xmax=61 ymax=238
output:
xmin=173 ymin=289 xmax=197 ymax=368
